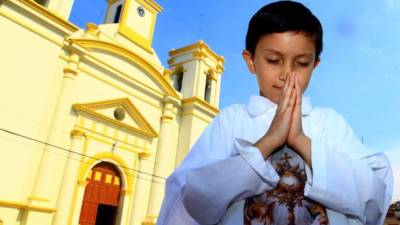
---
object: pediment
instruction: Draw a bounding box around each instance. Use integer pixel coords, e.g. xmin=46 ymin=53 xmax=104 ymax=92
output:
xmin=73 ymin=98 xmax=158 ymax=138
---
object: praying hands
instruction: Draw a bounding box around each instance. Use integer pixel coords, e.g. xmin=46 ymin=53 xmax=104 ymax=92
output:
xmin=254 ymin=72 xmax=312 ymax=166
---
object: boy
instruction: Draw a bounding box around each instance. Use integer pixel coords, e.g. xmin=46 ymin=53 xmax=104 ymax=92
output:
xmin=157 ymin=1 xmax=393 ymax=225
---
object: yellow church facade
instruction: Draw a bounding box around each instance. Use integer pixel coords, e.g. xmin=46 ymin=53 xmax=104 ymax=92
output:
xmin=0 ymin=0 xmax=224 ymax=225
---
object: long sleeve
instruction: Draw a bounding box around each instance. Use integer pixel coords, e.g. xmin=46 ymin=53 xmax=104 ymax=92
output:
xmin=183 ymin=139 xmax=280 ymax=224
xmin=304 ymin=109 xmax=393 ymax=225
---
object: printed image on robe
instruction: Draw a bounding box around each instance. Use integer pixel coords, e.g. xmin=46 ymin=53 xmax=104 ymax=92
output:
xmin=244 ymin=148 xmax=329 ymax=225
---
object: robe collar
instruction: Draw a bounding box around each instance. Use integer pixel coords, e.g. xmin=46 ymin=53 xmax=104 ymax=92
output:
xmin=245 ymin=95 xmax=312 ymax=117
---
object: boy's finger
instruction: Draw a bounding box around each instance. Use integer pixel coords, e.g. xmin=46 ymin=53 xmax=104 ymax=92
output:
xmin=288 ymin=86 xmax=296 ymax=109
xmin=293 ymin=75 xmax=302 ymax=119
xmin=280 ymin=74 xmax=294 ymax=111
xmin=295 ymin=75 xmax=302 ymax=108
xmin=279 ymin=73 xmax=290 ymax=104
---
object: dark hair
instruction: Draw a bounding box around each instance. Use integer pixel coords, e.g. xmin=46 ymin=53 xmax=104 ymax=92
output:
xmin=245 ymin=1 xmax=323 ymax=58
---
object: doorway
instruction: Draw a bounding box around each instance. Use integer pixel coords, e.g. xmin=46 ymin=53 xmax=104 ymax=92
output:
xmin=79 ymin=162 xmax=122 ymax=225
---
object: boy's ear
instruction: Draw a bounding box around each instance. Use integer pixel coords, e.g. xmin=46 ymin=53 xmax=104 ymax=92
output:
xmin=313 ymin=57 xmax=321 ymax=69
xmin=242 ymin=50 xmax=256 ymax=74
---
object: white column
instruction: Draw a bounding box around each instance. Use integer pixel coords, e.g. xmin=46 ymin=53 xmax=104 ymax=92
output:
xmin=143 ymin=96 xmax=176 ymax=225
xmin=130 ymin=153 xmax=150 ymax=225
xmin=27 ymin=53 xmax=79 ymax=210
xmin=70 ymin=180 xmax=88 ymax=225
xmin=52 ymin=129 xmax=86 ymax=225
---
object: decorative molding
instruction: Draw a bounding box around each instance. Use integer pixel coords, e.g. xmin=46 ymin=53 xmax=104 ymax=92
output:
xmin=168 ymin=57 xmax=221 ymax=75
xmin=27 ymin=196 xmax=49 ymax=202
xmin=71 ymin=39 xmax=179 ymax=99
xmin=182 ymin=96 xmax=219 ymax=115
xmin=142 ymin=215 xmax=158 ymax=225
xmin=77 ymin=180 xmax=89 ymax=187
xmin=120 ymin=189 xmax=133 ymax=196
xmin=192 ymin=50 xmax=206 ymax=60
xmin=70 ymin=129 xmax=86 ymax=138
xmin=167 ymin=58 xmax=174 ymax=65
xmin=85 ymin=22 xmax=99 ymax=37
xmin=139 ymin=151 xmax=151 ymax=159
xmin=63 ymin=68 xmax=78 ymax=76
xmin=160 ymin=115 xmax=173 ymax=121
xmin=138 ymin=0 xmax=162 ymax=13
xmin=107 ymin=0 xmax=119 ymax=4
xmin=0 ymin=4 xmax=63 ymax=46
xmin=73 ymin=98 xmax=158 ymax=138
xmin=169 ymin=40 xmax=224 ymax=64
xmin=216 ymin=64 xmax=224 ymax=73
xmin=78 ymin=152 xmax=135 ymax=192
xmin=205 ymin=71 xmax=218 ymax=81
xmin=0 ymin=200 xmax=56 ymax=213
xmin=163 ymin=69 xmax=171 ymax=77
xmin=170 ymin=66 xmax=187 ymax=75
xmin=18 ymin=0 xmax=79 ymax=32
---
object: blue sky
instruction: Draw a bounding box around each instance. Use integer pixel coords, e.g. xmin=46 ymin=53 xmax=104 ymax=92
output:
xmin=69 ymin=0 xmax=400 ymax=162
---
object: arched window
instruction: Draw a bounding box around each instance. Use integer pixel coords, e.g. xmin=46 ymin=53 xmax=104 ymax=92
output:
xmin=114 ymin=4 xmax=123 ymax=23
xmin=173 ymin=70 xmax=183 ymax=92
xmin=204 ymin=73 xmax=212 ymax=103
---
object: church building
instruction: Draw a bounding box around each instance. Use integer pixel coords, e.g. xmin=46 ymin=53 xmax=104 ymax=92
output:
xmin=0 ymin=0 xmax=224 ymax=225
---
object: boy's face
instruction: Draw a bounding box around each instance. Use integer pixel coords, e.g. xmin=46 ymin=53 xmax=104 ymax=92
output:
xmin=243 ymin=32 xmax=320 ymax=104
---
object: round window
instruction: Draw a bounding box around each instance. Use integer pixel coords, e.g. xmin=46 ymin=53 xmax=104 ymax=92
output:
xmin=113 ymin=107 xmax=125 ymax=121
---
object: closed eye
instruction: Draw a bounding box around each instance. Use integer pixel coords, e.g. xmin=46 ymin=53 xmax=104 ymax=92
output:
xmin=297 ymin=62 xmax=310 ymax=67
xmin=267 ymin=59 xmax=280 ymax=64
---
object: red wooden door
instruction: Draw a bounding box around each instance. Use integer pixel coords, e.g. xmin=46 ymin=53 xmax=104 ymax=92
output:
xmin=79 ymin=162 xmax=122 ymax=225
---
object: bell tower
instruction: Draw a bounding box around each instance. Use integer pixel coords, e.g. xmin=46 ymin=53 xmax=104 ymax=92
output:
xmin=104 ymin=0 xmax=162 ymax=53
xmin=168 ymin=40 xmax=225 ymax=165
xmin=168 ymin=40 xmax=224 ymax=108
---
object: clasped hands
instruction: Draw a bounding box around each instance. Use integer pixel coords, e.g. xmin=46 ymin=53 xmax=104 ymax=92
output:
xmin=255 ymin=72 xmax=312 ymax=166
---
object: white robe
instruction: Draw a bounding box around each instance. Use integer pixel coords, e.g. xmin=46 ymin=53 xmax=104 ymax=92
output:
xmin=157 ymin=95 xmax=393 ymax=225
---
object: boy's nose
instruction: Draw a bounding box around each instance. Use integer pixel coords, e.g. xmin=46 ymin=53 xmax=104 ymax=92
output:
xmin=279 ymin=72 xmax=291 ymax=81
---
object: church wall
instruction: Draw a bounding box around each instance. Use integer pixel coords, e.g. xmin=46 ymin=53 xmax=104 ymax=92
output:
xmin=89 ymin=49 xmax=166 ymax=98
xmin=196 ymin=61 xmax=207 ymax=101
xmin=175 ymin=109 xmax=212 ymax=166
xmin=175 ymin=113 xmax=194 ymax=166
xmin=0 ymin=208 xmax=21 ymax=225
xmin=181 ymin=61 xmax=198 ymax=98
xmin=96 ymin=23 xmax=164 ymax=69
xmin=0 ymin=1 xmax=222 ymax=224
xmin=0 ymin=13 xmax=65 ymax=142
xmin=0 ymin=4 xmax=73 ymax=216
